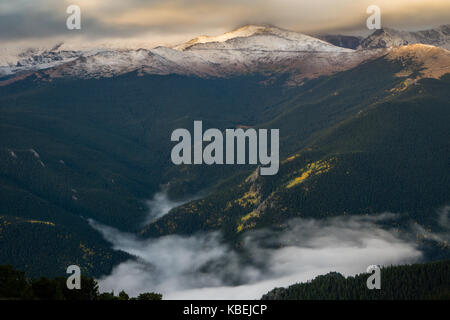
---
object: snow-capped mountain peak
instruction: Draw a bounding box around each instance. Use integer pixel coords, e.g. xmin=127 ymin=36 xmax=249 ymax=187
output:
xmin=358 ymin=24 xmax=450 ymax=50
xmin=173 ymin=24 xmax=353 ymax=53
xmin=1 ymin=24 xmax=449 ymax=86
xmin=173 ymin=25 xmax=269 ymax=50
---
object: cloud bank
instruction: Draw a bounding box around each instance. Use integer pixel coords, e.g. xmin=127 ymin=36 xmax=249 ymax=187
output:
xmin=2 ymin=0 xmax=450 ymax=48
xmin=91 ymin=213 xmax=422 ymax=299
xmin=144 ymin=192 xmax=189 ymax=225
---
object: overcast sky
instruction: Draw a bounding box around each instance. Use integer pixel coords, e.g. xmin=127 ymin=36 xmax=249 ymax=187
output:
xmin=1 ymin=0 xmax=449 ymax=48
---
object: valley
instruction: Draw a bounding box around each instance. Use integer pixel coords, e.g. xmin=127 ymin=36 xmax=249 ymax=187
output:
xmin=0 ymin=24 xmax=449 ymax=298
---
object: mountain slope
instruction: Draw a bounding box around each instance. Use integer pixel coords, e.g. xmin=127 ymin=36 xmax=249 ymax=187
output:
xmin=1 ymin=25 xmax=449 ymax=278
xmin=141 ymin=47 xmax=450 ymax=247
xmin=0 ymin=215 xmax=129 ymax=278
xmin=386 ymin=44 xmax=450 ymax=80
xmin=0 ymin=72 xmax=301 ymax=276
xmin=359 ymin=25 xmax=450 ymax=50
xmin=2 ymin=25 xmax=449 ymax=82
xmin=0 ymin=25 xmax=382 ymax=85
xmin=176 ymin=25 xmax=352 ymax=52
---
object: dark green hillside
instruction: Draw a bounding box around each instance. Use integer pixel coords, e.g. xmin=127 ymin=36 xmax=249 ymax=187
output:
xmin=142 ymin=68 xmax=449 ymax=247
xmin=0 ymin=215 xmax=129 ymax=278
xmin=248 ymin=76 xmax=450 ymax=231
xmin=140 ymin=57 xmax=407 ymax=237
xmin=262 ymin=259 xmax=450 ymax=300
xmin=260 ymin=54 xmax=407 ymax=155
xmin=1 ymin=52 xmax=449 ymax=277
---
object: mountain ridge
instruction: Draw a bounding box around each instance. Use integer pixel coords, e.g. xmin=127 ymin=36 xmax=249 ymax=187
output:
xmin=173 ymin=24 xmax=352 ymax=52
xmin=1 ymin=24 xmax=450 ymax=278
xmin=1 ymin=24 xmax=449 ymax=86
xmin=358 ymin=24 xmax=450 ymax=50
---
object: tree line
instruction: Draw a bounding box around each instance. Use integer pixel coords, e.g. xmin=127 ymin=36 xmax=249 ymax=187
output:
xmin=0 ymin=265 xmax=162 ymax=300
xmin=262 ymin=260 xmax=450 ymax=300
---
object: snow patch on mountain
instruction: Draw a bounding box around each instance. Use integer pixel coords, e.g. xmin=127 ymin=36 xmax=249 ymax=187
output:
xmin=175 ymin=25 xmax=353 ymax=53
xmin=0 ymin=44 xmax=102 ymax=77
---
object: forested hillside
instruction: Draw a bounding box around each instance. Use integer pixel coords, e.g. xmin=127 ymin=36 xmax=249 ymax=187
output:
xmin=262 ymin=260 xmax=450 ymax=300
xmin=0 ymin=73 xmax=295 ymax=276
xmin=141 ymin=60 xmax=450 ymax=255
xmin=1 ymin=49 xmax=449 ymax=277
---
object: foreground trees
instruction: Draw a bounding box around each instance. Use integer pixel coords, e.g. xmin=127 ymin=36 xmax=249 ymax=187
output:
xmin=0 ymin=265 xmax=162 ymax=300
xmin=262 ymin=260 xmax=450 ymax=300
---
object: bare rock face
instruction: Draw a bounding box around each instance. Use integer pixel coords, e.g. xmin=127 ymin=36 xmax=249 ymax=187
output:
xmin=359 ymin=25 xmax=450 ymax=50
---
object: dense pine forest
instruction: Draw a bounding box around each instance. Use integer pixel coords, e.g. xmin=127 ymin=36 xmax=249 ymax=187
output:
xmin=262 ymin=260 xmax=450 ymax=300
xmin=0 ymin=265 xmax=161 ymax=300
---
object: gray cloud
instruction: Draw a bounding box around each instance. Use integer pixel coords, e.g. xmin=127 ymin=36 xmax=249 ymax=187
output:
xmin=412 ymin=206 xmax=450 ymax=244
xmin=91 ymin=213 xmax=422 ymax=299
xmin=144 ymin=190 xmax=203 ymax=225
xmin=1 ymin=0 xmax=449 ymax=48
xmin=0 ymin=7 xmax=150 ymax=41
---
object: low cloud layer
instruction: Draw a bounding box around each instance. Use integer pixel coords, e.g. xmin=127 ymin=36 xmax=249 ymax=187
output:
xmin=144 ymin=192 xmax=189 ymax=225
xmin=412 ymin=206 xmax=450 ymax=244
xmin=91 ymin=213 xmax=422 ymax=299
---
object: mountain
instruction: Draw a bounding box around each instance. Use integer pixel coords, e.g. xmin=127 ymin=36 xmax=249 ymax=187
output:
xmin=386 ymin=44 xmax=450 ymax=80
xmin=0 ymin=24 xmax=449 ymax=278
xmin=318 ymin=25 xmax=450 ymax=50
xmin=173 ymin=24 xmax=352 ymax=52
xmin=359 ymin=25 xmax=450 ymax=50
xmin=141 ymin=45 xmax=450 ymax=245
xmin=0 ymin=72 xmax=297 ymax=277
xmin=1 ymin=25 xmax=382 ymax=86
xmin=2 ymin=25 xmax=449 ymax=83
xmin=0 ymin=45 xmax=92 ymax=78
